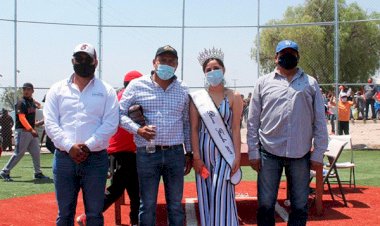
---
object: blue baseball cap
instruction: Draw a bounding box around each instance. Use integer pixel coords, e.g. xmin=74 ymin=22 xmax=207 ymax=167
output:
xmin=276 ymin=40 xmax=299 ymax=53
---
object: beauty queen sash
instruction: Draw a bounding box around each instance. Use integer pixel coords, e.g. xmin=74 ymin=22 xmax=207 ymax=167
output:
xmin=190 ymin=89 xmax=242 ymax=185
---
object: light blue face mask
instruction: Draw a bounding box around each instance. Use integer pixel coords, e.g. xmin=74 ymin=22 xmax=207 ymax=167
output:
xmin=156 ymin=64 xmax=175 ymax=80
xmin=206 ymin=69 xmax=224 ymax=87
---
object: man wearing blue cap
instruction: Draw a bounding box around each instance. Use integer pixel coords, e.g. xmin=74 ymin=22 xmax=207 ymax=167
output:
xmin=247 ymin=40 xmax=328 ymax=225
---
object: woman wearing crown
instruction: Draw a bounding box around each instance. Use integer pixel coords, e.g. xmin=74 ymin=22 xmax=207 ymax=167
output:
xmin=189 ymin=48 xmax=243 ymax=226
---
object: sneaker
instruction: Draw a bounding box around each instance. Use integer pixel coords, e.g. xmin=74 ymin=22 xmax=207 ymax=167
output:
xmin=76 ymin=213 xmax=86 ymax=226
xmin=34 ymin=173 xmax=50 ymax=179
xmin=0 ymin=171 xmax=13 ymax=182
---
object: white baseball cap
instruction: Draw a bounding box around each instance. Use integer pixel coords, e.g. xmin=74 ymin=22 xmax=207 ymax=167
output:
xmin=73 ymin=43 xmax=97 ymax=59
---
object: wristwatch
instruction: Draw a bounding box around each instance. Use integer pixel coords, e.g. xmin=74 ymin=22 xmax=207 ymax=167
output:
xmin=185 ymin=152 xmax=193 ymax=158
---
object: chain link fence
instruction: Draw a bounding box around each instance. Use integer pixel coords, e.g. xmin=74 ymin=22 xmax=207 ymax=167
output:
xmin=0 ymin=0 xmax=379 ymax=148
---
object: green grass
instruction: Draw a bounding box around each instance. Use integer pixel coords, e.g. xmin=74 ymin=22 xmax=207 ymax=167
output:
xmin=1 ymin=150 xmax=380 ymax=200
xmin=0 ymin=153 xmax=55 ymax=200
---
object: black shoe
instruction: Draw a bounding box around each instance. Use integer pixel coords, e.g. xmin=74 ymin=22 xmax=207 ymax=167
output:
xmin=34 ymin=173 xmax=50 ymax=179
xmin=0 ymin=171 xmax=13 ymax=182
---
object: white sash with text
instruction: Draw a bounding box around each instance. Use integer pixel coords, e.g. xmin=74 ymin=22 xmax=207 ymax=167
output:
xmin=190 ymin=89 xmax=242 ymax=185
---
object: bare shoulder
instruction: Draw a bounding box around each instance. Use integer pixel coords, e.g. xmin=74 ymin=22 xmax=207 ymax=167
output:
xmin=225 ymin=88 xmax=243 ymax=107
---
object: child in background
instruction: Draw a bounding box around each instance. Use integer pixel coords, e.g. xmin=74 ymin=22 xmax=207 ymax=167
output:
xmin=328 ymin=94 xmax=337 ymax=134
xmin=338 ymin=92 xmax=354 ymax=135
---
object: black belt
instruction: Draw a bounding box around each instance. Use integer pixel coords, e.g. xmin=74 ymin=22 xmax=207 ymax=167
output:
xmin=156 ymin=144 xmax=183 ymax=151
xmin=141 ymin=144 xmax=183 ymax=151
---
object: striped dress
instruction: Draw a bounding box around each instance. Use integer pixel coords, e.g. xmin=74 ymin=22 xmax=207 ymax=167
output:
xmin=196 ymin=96 xmax=239 ymax=226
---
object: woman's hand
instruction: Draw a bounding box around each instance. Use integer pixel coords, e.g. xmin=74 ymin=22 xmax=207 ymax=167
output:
xmin=230 ymin=157 xmax=241 ymax=176
xmin=193 ymin=158 xmax=205 ymax=174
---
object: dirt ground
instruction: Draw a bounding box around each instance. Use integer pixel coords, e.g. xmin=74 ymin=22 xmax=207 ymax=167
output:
xmin=329 ymin=120 xmax=380 ymax=149
xmin=241 ymin=120 xmax=380 ymax=150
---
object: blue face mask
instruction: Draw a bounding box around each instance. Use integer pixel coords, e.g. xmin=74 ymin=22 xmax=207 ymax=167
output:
xmin=156 ymin=64 xmax=175 ymax=80
xmin=206 ymin=69 xmax=224 ymax=87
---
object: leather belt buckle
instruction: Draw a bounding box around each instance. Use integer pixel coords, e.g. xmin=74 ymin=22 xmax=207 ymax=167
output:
xmin=160 ymin=145 xmax=170 ymax=150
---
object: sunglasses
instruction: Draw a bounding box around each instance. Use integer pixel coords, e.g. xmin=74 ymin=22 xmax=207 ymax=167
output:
xmin=73 ymin=54 xmax=94 ymax=64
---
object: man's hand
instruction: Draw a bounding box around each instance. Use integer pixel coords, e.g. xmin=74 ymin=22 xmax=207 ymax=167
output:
xmin=184 ymin=153 xmax=193 ymax=175
xmin=249 ymin=159 xmax=261 ymax=172
xmin=310 ymin=160 xmax=323 ymax=171
xmin=69 ymin=144 xmax=90 ymax=164
xmin=137 ymin=126 xmax=156 ymax=141
xmin=30 ymin=129 xmax=38 ymax=137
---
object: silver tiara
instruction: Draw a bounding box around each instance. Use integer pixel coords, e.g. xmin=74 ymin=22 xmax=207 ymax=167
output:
xmin=198 ymin=47 xmax=224 ymax=66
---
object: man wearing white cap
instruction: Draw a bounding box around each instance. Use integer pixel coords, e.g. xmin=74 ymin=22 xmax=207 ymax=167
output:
xmin=247 ymin=40 xmax=328 ymax=225
xmin=43 ymin=43 xmax=119 ymax=226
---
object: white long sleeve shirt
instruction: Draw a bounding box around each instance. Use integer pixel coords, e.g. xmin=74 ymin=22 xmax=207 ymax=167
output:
xmin=43 ymin=75 xmax=119 ymax=153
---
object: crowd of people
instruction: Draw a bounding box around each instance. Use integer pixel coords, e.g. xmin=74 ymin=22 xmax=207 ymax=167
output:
xmin=322 ymin=79 xmax=379 ymax=135
xmin=0 ymin=40 xmax=379 ymax=226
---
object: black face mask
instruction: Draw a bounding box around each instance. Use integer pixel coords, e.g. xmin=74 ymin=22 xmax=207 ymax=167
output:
xmin=73 ymin=63 xmax=96 ymax=78
xmin=278 ymin=53 xmax=298 ymax=70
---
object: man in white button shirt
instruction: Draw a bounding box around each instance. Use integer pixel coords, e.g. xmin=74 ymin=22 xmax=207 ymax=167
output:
xmin=43 ymin=43 xmax=119 ymax=226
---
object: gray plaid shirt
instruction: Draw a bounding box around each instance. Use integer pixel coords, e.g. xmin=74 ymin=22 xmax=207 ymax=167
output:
xmin=119 ymin=74 xmax=191 ymax=152
xmin=247 ymin=68 xmax=328 ymax=163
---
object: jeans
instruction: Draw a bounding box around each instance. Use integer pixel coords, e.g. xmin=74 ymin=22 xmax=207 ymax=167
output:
xmin=136 ymin=145 xmax=185 ymax=226
xmin=338 ymin=121 xmax=349 ymax=135
xmin=104 ymin=152 xmax=139 ymax=224
xmin=329 ymin=115 xmax=336 ymax=133
xmin=53 ymin=150 xmax=108 ymax=226
xmin=365 ymin=98 xmax=376 ymax=119
xmin=257 ymin=150 xmax=310 ymax=226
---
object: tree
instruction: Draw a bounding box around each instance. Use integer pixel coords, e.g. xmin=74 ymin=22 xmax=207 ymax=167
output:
xmin=1 ymin=87 xmax=22 ymax=110
xmin=252 ymin=0 xmax=380 ymax=84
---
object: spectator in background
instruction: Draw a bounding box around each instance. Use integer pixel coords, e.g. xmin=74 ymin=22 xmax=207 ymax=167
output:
xmin=245 ymin=92 xmax=252 ymax=103
xmin=242 ymin=92 xmax=252 ymax=124
xmin=364 ymin=77 xmax=377 ymax=121
xmin=43 ymin=43 xmax=119 ymax=225
xmin=38 ymin=95 xmax=56 ymax=153
xmin=0 ymin=109 xmax=14 ymax=152
xmin=320 ymin=88 xmax=328 ymax=106
xmin=328 ymin=94 xmax=337 ymax=134
xmin=76 ymin=70 xmax=143 ymax=226
xmin=0 ymin=83 xmax=49 ymax=182
xmin=338 ymin=92 xmax=354 ymax=135
xmin=354 ymin=91 xmax=365 ymax=120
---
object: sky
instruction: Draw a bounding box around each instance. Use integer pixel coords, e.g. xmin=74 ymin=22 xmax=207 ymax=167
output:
xmin=0 ymin=0 xmax=379 ymax=102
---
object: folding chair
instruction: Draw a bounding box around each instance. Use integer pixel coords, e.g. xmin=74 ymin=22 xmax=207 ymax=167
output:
xmin=323 ymin=138 xmax=348 ymax=206
xmin=329 ymin=135 xmax=356 ymax=188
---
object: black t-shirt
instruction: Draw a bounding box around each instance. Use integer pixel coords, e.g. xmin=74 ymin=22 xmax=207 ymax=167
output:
xmin=15 ymin=97 xmax=36 ymax=129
